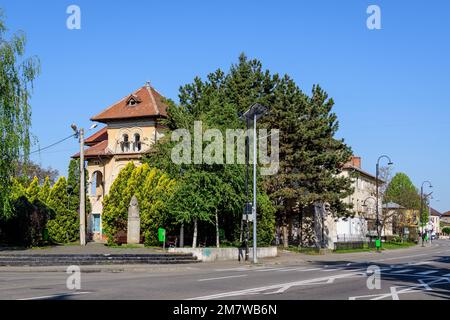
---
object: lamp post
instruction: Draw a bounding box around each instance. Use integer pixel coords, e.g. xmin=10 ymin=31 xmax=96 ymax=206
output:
xmin=362 ymin=196 xmax=376 ymax=244
xmin=420 ymin=181 xmax=432 ymax=247
xmin=241 ymin=103 xmax=268 ymax=264
xmin=375 ymin=155 xmax=393 ymax=252
xmin=71 ymin=123 xmax=97 ymax=246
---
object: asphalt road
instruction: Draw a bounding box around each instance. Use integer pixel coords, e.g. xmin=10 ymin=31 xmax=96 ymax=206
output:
xmin=1 ymin=240 xmax=449 ymax=300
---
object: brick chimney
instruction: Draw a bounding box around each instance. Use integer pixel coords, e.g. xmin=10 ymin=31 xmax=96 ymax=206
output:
xmin=350 ymin=156 xmax=361 ymax=169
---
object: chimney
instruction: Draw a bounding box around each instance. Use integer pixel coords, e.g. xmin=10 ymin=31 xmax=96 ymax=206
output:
xmin=351 ymin=156 xmax=361 ymax=169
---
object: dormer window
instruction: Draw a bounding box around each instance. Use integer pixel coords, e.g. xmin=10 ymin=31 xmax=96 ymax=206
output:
xmin=126 ymin=94 xmax=141 ymax=107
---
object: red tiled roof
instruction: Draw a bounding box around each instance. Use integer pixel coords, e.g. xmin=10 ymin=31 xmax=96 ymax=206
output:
xmin=72 ymin=140 xmax=111 ymax=159
xmin=442 ymin=211 xmax=450 ymax=217
xmin=90 ymin=84 xmax=168 ymax=123
xmin=343 ymin=163 xmax=384 ymax=183
xmin=84 ymin=127 xmax=108 ymax=146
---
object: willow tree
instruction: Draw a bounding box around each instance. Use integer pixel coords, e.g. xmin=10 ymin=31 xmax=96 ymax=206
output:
xmin=0 ymin=11 xmax=40 ymax=218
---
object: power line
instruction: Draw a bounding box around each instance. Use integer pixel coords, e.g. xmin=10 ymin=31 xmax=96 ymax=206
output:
xmin=29 ymin=134 xmax=76 ymax=155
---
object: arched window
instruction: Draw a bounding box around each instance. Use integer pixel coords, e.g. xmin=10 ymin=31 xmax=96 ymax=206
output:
xmin=121 ymin=134 xmax=130 ymax=152
xmin=133 ymin=133 xmax=141 ymax=152
xmin=91 ymin=171 xmax=103 ymax=197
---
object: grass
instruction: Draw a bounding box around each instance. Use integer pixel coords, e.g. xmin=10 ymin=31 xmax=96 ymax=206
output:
xmin=333 ymin=241 xmax=417 ymax=253
xmin=281 ymin=246 xmax=327 ymax=255
xmin=280 ymin=241 xmax=417 ymax=255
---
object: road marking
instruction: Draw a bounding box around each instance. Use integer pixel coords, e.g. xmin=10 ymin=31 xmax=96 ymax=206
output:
xmin=322 ymin=269 xmax=339 ymax=272
xmin=17 ymin=291 xmax=91 ymax=300
xmin=443 ymin=273 xmax=450 ymax=277
xmin=415 ymin=270 xmax=438 ymax=275
xmin=296 ymin=268 xmax=322 ymax=272
xmin=198 ymin=275 xmax=247 ymax=282
xmin=215 ymin=267 xmax=248 ymax=272
xmin=390 ymin=269 xmax=414 ymax=274
xmin=376 ymin=253 xmax=429 ymax=262
xmin=188 ymin=271 xmax=364 ymax=300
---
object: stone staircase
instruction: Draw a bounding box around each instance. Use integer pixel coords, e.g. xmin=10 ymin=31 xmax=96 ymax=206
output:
xmin=0 ymin=253 xmax=199 ymax=266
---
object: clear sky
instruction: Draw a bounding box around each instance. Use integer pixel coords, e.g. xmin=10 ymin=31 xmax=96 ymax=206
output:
xmin=2 ymin=0 xmax=449 ymax=212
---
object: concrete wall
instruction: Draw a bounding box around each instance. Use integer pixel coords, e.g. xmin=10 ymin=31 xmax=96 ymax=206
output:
xmin=168 ymin=247 xmax=278 ymax=262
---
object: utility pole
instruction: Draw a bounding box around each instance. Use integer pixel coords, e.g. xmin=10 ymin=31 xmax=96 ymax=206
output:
xmin=375 ymin=155 xmax=393 ymax=252
xmin=420 ymin=181 xmax=432 ymax=247
xmin=79 ymin=128 xmax=86 ymax=246
xmin=252 ymin=111 xmax=257 ymax=264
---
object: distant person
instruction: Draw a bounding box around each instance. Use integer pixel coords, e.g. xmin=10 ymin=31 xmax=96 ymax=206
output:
xmin=238 ymin=239 xmax=247 ymax=262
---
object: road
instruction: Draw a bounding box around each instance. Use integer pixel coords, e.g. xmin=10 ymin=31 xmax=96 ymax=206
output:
xmin=1 ymin=240 xmax=449 ymax=300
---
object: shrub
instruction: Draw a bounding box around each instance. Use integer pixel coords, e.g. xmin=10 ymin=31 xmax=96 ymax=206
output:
xmin=102 ymin=163 xmax=175 ymax=246
xmin=46 ymin=176 xmax=78 ymax=243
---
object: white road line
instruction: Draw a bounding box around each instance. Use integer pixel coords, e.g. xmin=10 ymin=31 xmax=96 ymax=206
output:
xmin=296 ymin=268 xmax=322 ymax=272
xmin=322 ymin=269 xmax=339 ymax=272
xmin=390 ymin=269 xmax=414 ymax=274
xmin=276 ymin=267 xmax=307 ymax=272
xmin=214 ymin=267 xmax=249 ymax=272
xmin=443 ymin=273 xmax=450 ymax=277
xmin=198 ymin=275 xmax=248 ymax=282
xmin=17 ymin=291 xmax=91 ymax=300
xmin=188 ymin=272 xmax=364 ymax=300
xmin=415 ymin=270 xmax=438 ymax=275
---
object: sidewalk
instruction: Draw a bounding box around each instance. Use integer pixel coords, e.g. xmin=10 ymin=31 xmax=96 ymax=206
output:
xmin=0 ymin=242 xmax=164 ymax=255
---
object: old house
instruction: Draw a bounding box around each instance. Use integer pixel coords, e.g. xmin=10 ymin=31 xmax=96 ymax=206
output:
xmin=73 ymin=83 xmax=168 ymax=241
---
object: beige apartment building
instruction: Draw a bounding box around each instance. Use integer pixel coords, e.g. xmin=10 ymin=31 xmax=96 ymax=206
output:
xmin=323 ymin=156 xmax=391 ymax=248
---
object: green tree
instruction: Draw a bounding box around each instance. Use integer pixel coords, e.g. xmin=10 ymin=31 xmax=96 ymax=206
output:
xmin=46 ymin=176 xmax=78 ymax=243
xmin=38 ymin=177 xmax=51 ymax=204
xmin=67 ymin=158 xmax=91 ymax=214
xmin=25 ymin=176 xmax=40 ymax=203
xmin=102 ymin=162 xmax=136 ymax=243
xmin=442 ymin=227 xmax=450 ymax=235
xmin=0 ymin=11 xmax=40 ymax=218
xmin=385 ymin=173 xmax=420 ymax=210
xmin=249 ymin=71 xmax=353 ymax=248
xmin=102 ymin=163 xmax=175 ymax=245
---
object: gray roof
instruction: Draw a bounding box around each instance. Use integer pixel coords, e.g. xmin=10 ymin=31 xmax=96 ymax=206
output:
xmin=382 ymin=202 xmax=405 ymax=209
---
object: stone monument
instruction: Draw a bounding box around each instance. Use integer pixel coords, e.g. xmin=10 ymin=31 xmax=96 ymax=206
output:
xmin=127 ymin=195 xmax=141 ymax=244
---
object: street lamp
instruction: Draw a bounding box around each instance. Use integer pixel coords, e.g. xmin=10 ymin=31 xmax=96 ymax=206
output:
xmin=71 ymin=123 xmax=97 ymax=246
xmin=420 ymin=181 xmax=432 ymax=247
xmin=375 ymin=155 xmax=393 ymax=251
xmin=241 ymin=103 xmax=268 ymax=264
xmin=362 ymin=196 xmax=376 ymax=241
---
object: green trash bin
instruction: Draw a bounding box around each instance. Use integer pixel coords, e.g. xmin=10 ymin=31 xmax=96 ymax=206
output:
xmin=375 ymin=239 xmax=381 ymax=249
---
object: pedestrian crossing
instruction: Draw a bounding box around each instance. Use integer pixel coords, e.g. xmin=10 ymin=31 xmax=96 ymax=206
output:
xmin=215 ymin=263 xmax=450 ymax=278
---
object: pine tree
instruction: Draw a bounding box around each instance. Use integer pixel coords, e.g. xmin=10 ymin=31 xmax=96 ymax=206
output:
xmin=38 ymin=177 xmax=51 ymax=204
xmin=67 ymin=159 xmax=91 ymax=214
xmin=46 ymin=176 xmax=78 ymax=243
xmin=102 ymin=162 xmax=135 ymax=243
xmin=262 ymin=80 xmax=354 ymax=248
xmin=26 ymin=176 xmax=40 ymax=203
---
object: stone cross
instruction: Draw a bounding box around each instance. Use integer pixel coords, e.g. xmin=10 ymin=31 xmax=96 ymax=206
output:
xmin=127 ymin=195 xmax=141 ymax=244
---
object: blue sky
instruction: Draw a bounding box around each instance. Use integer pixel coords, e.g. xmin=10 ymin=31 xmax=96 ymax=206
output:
xmin=2 ymin=0 xmax=449 ymax=212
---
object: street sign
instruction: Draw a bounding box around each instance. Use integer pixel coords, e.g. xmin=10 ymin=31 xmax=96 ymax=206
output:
xmin=158 ymin=228 xmax=166 ymax=242
xmin=242 ymin=203 xmax=253 ymax=221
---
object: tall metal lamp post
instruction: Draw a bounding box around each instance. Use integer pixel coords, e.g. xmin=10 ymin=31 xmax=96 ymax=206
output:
xmin=362 ymin=196 xmax=376 ymax=245
xmin=241 ymin=103 xmax=268 ymax=264
xmin=375 ymin=155 xmax=393 ymax=251
xmin=420 ymin=181 xmax=432 ymax=247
